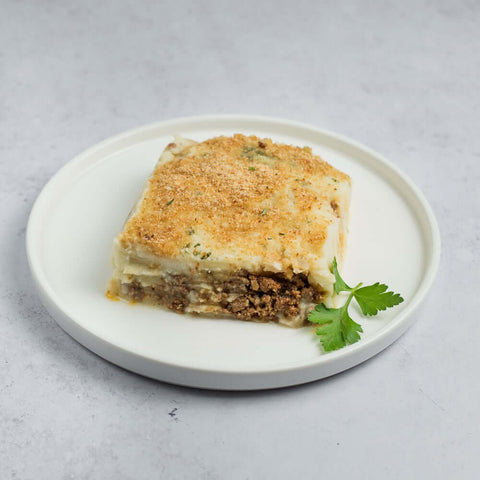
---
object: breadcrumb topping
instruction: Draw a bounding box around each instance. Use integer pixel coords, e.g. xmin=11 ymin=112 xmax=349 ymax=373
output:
xmin=118 ymin=134 xmax=350 ymax=275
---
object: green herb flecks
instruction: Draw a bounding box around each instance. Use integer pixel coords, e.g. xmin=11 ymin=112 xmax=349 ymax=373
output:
xmin=242 ymin=146 xmax=267 ymax=158
xmin=295 ymin=178 xmax=311 ymax=187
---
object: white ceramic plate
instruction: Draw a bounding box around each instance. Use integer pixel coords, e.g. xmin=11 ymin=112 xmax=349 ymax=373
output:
xmin=26 ymin=115 xmax=440 ymax=390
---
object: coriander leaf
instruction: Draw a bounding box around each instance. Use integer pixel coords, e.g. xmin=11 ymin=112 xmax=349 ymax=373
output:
xmin=342 ymin=313 xmax=364 ymax=345
xmin=332 ymin=257 xmax=352 ymax=294
xmin=308 ymin=303 xmax=363 ymax=352
xmin=353 ymin=282 xmax=404 ymax=316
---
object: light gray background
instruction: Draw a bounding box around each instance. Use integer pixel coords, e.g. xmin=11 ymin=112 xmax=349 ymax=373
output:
xmin=1 ymin=1 xmax=479 ymax=479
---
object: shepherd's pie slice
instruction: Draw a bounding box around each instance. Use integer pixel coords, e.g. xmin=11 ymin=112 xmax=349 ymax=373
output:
xmin=107 ymin=134 xmax=351 ymax=328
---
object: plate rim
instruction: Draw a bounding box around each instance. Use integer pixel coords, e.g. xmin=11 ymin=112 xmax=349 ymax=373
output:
xmin=26 ymin=114 xmax=441 ymax=389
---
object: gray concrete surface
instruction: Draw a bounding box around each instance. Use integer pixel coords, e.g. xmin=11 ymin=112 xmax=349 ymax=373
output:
xmin=1 ymin=1 xmax=479 ymax=479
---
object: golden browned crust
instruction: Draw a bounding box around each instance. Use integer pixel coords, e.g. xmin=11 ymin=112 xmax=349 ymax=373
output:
xmin=118 ymin=134 xmax=350 ymax=271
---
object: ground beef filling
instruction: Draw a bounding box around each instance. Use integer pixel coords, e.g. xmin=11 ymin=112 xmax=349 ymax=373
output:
xmin=122 ymin=275 xmax=190 ymax=313
xmin=121 ymin=272 xmax=324 ymax=322
xmin=222 ymin=273 xmax=324 ymax=322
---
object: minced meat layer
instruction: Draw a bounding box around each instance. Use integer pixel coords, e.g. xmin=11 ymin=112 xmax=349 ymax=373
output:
xmin=120 ymin=272 xmax=325 ymax=323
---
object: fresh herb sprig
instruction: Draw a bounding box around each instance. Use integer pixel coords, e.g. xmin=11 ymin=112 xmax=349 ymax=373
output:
xmin=308 ymin=258 xmax=404 ymax=352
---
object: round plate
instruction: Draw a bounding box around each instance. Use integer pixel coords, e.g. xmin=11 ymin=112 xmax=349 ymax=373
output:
xmin=26 ymin=115 xmax=440 ymax=390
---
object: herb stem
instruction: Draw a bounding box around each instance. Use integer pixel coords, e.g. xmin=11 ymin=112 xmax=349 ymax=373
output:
xmin=351 ymin=282 xmax=363 ymax=293
xmin=344 ymin=283 xmax=363 ymax=309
